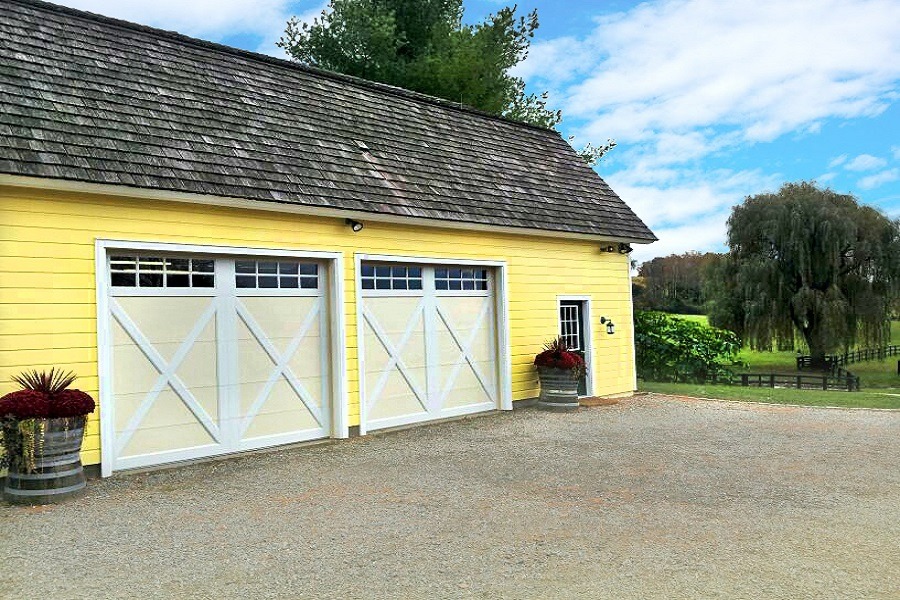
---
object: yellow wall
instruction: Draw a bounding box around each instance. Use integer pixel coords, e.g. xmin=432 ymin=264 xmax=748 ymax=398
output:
xmin=0 ymin=186 xmax=637 ymax=466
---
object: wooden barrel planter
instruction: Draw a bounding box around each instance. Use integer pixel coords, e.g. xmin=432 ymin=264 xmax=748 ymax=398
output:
xmin=3 ymin=416 xmax=87 ymax=505
xmin=536 ymin=366 xmax=580 ymax=411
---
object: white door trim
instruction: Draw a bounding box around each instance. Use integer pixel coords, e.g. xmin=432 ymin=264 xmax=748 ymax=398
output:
xmin=557 ymin=295 xmax=594 ymax=397
xmin=95 ymin=239 xmax=347 ymax=477
xmin=354 ymin=253 xmax=512 ymax=435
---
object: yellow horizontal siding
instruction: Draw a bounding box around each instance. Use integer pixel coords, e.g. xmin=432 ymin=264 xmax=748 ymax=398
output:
xmin=0 ymin=186 xmax=637 ymax=467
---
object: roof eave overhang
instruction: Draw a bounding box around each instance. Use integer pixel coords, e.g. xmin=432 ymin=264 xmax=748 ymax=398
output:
xmin=0 ymin=174 xmax=656 ymax=245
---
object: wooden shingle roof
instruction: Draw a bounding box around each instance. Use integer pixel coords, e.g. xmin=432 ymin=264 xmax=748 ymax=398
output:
xmin=0 ymin=0 xmax=656 ymax=242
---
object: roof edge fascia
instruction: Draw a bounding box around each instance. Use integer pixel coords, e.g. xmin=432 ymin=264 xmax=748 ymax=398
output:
xmin=0 ymin=174 xmax=655 ymax=244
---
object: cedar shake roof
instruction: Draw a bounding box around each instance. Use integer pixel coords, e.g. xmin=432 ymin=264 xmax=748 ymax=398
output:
xmin=0 ymin=0 xmax=656 ymax=242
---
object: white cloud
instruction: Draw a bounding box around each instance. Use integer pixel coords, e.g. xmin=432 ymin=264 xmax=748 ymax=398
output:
xmin=56 ymin=1 xmax=327 ymax=57
xmin=844 ymin=154 xmax=888 ymax=171
xmin=536 ymin=0 xmax=900 ymax=145
xmin=518 ymin=0 xmax=900 ymax=259
xmin=828 ymin=154 xmax=849 ymax=168
xmin=858 ymin=169 xmax=900 ymax=190
xmin=630 ymin=216 xmax=729 ymax=266
xmin=893 ymin=146 xmax=900 ymax=161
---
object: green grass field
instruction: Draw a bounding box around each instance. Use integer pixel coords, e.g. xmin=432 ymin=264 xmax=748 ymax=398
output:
xmin=640 ymin=314 xmax=900 ymax=408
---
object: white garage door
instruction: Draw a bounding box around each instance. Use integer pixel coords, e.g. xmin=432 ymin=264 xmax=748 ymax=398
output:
xmin=104 ymin=253 xmax=332 ymax=472
xmin=360 ymin=262 xmax=499 ymax=431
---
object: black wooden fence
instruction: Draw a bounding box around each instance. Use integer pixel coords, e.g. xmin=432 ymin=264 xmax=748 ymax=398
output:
xmin=739 ymin=372 xmax=860 ymax=392
xmin=797 ymin=345 xmax=900 ymax=371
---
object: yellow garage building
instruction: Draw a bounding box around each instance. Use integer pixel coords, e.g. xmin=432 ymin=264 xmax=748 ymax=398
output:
xmin=0 ymin=0 xmax=655 ymax=476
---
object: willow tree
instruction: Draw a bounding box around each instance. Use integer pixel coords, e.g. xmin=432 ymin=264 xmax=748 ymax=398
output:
xmin=709 ymin=181 xmax=900 ymax=365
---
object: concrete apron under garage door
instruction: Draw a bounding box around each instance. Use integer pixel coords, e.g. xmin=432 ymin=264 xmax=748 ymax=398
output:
xmin=358 ymin=258 xmax=502 ymax=432
xmin=98 ymin=242 xmax=344 ymax=476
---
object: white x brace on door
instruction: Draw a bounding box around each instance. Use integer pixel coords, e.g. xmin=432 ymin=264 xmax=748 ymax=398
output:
xmin=102 ymin=250 xmax=335 ymax=473
xmin=359 ymin=261 xmax=500 ymax=431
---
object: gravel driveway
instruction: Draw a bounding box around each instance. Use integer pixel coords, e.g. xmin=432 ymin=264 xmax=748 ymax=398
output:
xmin=2 ymin=395 xmax=899 ymax=599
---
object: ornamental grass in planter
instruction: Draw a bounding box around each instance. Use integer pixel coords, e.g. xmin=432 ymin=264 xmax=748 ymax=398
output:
xmin=534 ymin=337 xmax=586 ymax=411
xmin=0 ymin=369 xmax=96 ymax=505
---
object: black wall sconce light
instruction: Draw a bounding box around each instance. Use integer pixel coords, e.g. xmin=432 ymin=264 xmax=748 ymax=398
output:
xmin=345 ymin=218 xmax=364 ymax=233
xmin=618 ymin=243 xmax=632 ymax=254
xmin=600 ymin=317 xmax=615 ymax=335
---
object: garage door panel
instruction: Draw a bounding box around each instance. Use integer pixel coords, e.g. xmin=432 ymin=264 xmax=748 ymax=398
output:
xmin=242 ymin=377 xmax=321 ymax=440
xmin=116 ymin=296 xmax=214 ymax=363
xmin=443 ymin=368 xmax=493 ymax=409
xmin=237 ymin=319 xmax=278 ymax=406
xmin=111 ymin=320 xmax=161 ymax=401
xmin=234 ymin=292 xmax=328 ymax=442
xmin=120 ymin=387 xmax=217 ymax=458
xmin=176 ymin=327 xmax=219 ymax=422
xmin=240 ymin=296 xmax=319 ymax=354
xmin=368 ymin=368 xmax=428 ymax=420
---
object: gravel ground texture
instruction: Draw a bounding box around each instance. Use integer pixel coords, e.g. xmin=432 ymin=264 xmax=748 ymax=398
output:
xmin=2 ymin=394 xmax=899 ymax=599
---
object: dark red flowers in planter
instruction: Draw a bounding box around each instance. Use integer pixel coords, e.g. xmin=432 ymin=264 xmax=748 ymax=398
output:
xmin=49 ymin=389 xmax=96 ymax=418
xmin=0 ymin=368 xmax=96 ymax=420
xmin=534 ymin=337 xmax=585 ymax=372
xmin=0 ymin=389 xmax=51 ymax=419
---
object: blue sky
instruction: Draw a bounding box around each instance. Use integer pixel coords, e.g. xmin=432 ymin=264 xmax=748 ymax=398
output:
xmin=58 ymin=0 xmax=900 ymax=265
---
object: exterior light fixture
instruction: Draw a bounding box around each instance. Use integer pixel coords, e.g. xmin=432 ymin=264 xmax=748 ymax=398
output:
xmin=603 ymin=244 xmax=616 ymax=253
xmin=345 ymin=218 xmax=364 ymax=233
xmin=600 ymin=317 xmax=615 ymax=335
xmin=618 ymin=243 xmax=632 ymax=254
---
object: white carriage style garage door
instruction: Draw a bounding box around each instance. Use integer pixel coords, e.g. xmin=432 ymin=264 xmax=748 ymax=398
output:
xmin=359 ymin=260 xmax=501 ymax=431
xmin=101 ymin=248 xmax=335 ymax=473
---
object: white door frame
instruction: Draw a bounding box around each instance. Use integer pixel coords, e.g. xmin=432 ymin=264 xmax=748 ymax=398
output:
xmin=557 ymin=295 xmax=594 ymax=397
xmin=354 ymin=253 xmax=513 ymax=436
xmin=95 ymin=239 xmax=348 ymax=477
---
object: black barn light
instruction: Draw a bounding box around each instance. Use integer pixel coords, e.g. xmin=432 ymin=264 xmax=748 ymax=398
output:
xmin=600 ymin=317 xmax=615 ymax=335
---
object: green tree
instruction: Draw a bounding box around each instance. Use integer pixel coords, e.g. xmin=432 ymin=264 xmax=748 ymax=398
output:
xmin=277 ymin=0 xmax=561 ymax=128
xmin=636 ymin=251 xmax=720 ymax=314
xmin=709 ymin=181 xmax=900 ymax=365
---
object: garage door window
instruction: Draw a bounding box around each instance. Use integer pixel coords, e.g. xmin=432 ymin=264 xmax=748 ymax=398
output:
xmin=109 ymin=255 xmax=215 ymax=288
xmin=361 ymin=264 xmax=423 ymax=290
xmin=434 ymin=267 xmax=489 ymax=291
xmin=235 ymin=260 xmax=319 ymax=289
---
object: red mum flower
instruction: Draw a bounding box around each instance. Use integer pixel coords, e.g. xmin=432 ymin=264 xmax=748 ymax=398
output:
xmin=50 ymin=389 xmax=96 ymax=418
xmin=0 ymin=389 xmax=51 ymax=419
xmin=534 ymin=349 xmax=584 ymax=370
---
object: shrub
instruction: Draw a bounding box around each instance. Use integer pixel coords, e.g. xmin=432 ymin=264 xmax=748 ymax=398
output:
xmin=634 ymin=311 xmax=739 ymax=383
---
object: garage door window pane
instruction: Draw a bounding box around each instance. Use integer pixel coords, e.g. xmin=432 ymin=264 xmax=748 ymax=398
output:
xmin=236 ymin=275 xmax=256 ymax=288
xmin=111 ymin=254 xmax=216 ymax=288
xmin=236 ymin=261 xmax=255 ymax=274
xmin=167 ymin=273 xmax=190 ymax=287
xmin=192 ymin=274 xmax=215 ymax=288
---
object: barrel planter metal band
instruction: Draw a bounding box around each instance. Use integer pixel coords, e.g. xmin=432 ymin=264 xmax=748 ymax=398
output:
xmin=3 ymin=416 xmax=87 ymax=505
xmin=536 ymin=366 xmax=580 ymax=411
